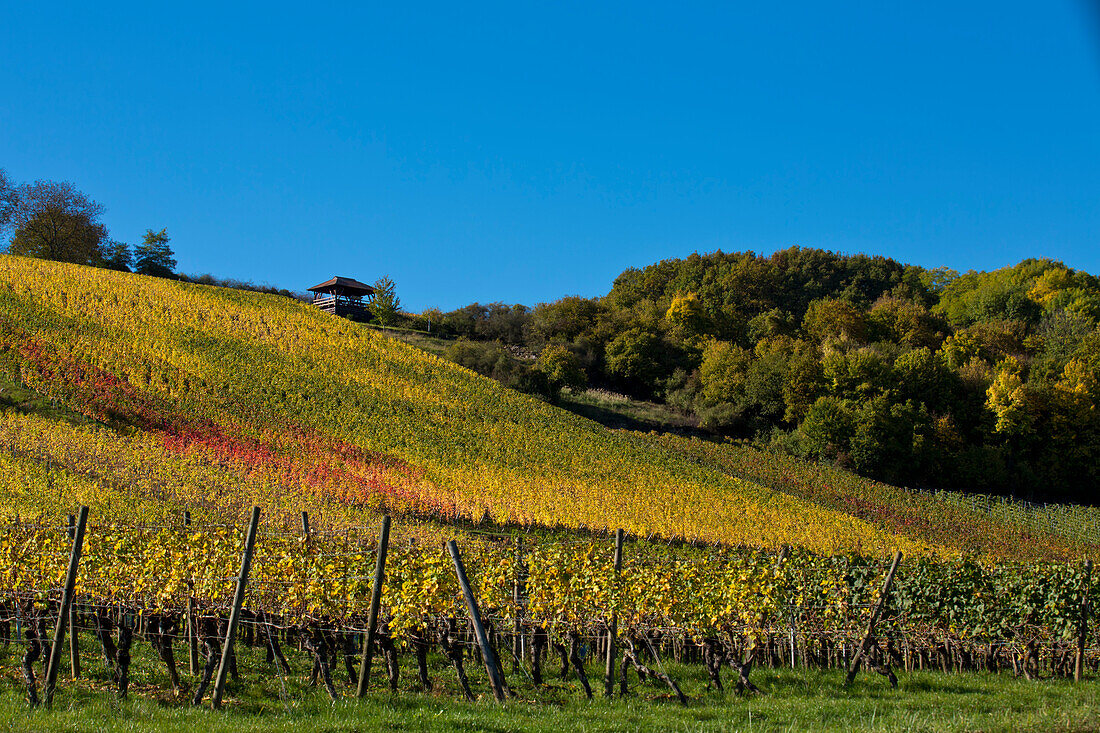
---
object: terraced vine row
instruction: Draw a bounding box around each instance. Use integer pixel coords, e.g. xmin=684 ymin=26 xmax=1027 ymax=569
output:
xmin=2 ymin=513 xmax=1096 ymax=708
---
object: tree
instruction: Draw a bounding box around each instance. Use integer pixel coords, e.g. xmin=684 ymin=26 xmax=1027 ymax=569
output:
xmin=100 ymin=240 xmax=133 ymax=272
xmin=798 ymin=396 xmax=856 ymax=464
xmin=535 ymin=343 xmax=587 ymax=395
xmin=528 ymin=296 xmax=601 ymax=343
xmin=605 ymin=327 xmax=677 ymax=398
xmin=985 ymin=357 xmax=1035 ymax=436
xmin=372 ymin=275 xmax=401 ymax=328
xmin=0 ymin=168 xmax=15 ymax=236
xmin=664 ymin=292 xmax=707 ymax=339
xmin=802 ymin=297 xmax=868 ymax=345
xmin=133 ymin=228 xmax=176 ymax=277
xmin=6 ymin=180 xmax=108 ymax=265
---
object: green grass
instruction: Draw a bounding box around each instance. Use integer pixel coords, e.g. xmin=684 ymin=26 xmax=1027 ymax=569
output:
xmin=557 ymin=388 xmax=702 ymax=435
xmin=3 ymin=635 xmax=1100 ymax=732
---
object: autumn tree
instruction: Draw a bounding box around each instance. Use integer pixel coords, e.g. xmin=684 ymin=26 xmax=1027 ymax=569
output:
xmin=6 ymin=180 xmax=108 ymax=265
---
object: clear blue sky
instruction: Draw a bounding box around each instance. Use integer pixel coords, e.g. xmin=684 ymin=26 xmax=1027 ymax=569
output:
xmin=3 ymin=1 xmax=1099 ymax=310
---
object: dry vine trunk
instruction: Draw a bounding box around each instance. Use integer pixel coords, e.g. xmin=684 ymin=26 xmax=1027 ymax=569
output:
xmin=531 ymin=625 xmax=548 ymax=685
xmin=619 ymin=636 xmax=687 ymax=705
xmin=567 ymin=632 xmax=592 ymax=699
xmin=439 ymin=618 xmax=474 ymax=701
xmin=410 ymin=628 xmax=432 ymax=691
xmin=22 ymin=620 xmax=41 ymax=708
xmin=301 ymin=628 xmax=338 ymax=701
xmin=191 ymin=618 xmax=221 ymax=706
xmin=148 ymin=615 xmax=181 ymax=695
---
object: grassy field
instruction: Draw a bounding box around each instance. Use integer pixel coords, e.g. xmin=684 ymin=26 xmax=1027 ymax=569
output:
xmin=3 ymin=636 xmax=1100 ymax=732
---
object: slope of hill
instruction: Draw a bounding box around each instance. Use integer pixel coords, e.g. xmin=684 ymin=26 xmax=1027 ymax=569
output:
xmin=643 ymin=433 xmax=1093 ymax=560
xmin=0 ymin=255 xmax=1086 ymax=560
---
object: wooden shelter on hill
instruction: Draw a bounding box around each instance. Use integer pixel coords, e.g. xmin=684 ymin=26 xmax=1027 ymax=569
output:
xmin=308 ymin=276 xmax=375 ymax=321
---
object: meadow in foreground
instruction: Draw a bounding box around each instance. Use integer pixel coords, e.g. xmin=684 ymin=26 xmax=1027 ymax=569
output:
xmin=2 ymin=636 xmax=1099 ymax=733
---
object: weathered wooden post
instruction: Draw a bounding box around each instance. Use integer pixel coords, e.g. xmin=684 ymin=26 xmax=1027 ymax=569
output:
xmin=211 ymin=506 xmax=260 ymax=710
xmin=448 ymin=540 xmax=507 ymax=702
xmin=513 ymin=537 xmax=526 ymax=672
xmin=846 ymin=551 xmax=902 ymax=685
xmin=44 ymin=505 xmax=88 ymax=707
xmin=65 ymin=514 xmax=80 ymax=680
xmin=301 ymin=511 xmax=311 ymax=537
xmin=604 ymin=528 xmax=624 ymax=697
xmin=357 ymin=514 xmax=391 ymax=697
xmin=1075 ymin=559 xmax=1092 ymax=682
xmin=183 ymin=511 xmax=199 ymax=675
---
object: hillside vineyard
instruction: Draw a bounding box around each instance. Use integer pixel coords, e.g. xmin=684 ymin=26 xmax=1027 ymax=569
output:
xmin=0 ymin=255 xmax=1098 ymax=707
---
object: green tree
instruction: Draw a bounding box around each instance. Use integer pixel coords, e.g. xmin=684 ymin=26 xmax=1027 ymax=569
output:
xmin=822 ymin=349 xmax=889 ymax=400
xmin=100 ymin=240 xmax=132 ymax=272
xmin=798 ymin=396 xmax=856 ymax=463
xmin=781 ymin=346 xmax=824 ymax=423
xmin=747 ymin=308 xmax=793 ymax=343
xmin=535 ymin=343 xmax=588 ymax=394
xmin=868 ymin=297 xmax=944 ymax=349
xmin=0 ymin=168 xmax=15 ymax=236
xmin=696 ymin=340 xmax=751 ymax=407
xmin=372 ymin=275 xmax=402 ymax=328
xmin=133 ymin=228 xmax=176 ymax=277
xmin=528 ymin=296 xmax=602 ymax=343
xmin=802 ymin=297 xmax=867 ymax=345
xmin=605 ymin=328 xmax=665 ymax=396
xmin=892 ymin=347 xmax=954 ymax=410
xmin=849 ymin=397 xmax=932 ymax=482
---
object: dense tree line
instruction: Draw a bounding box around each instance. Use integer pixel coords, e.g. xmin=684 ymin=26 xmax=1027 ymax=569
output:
xmin=416 ymin=249 xmax=1100 ymax=502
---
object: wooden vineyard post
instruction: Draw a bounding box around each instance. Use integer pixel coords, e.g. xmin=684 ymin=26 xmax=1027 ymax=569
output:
xmin=448 ymin=540 xmax=507 ymax=702
xmin=357 ymin=514 xmax=391 ymax=697
xmin=1076 ymin=559 xmax=1092 ymax=682
xmin=301 ymin=511 xmax=310 ymax=537
xmin=184 ymin=511 xmax=199 ymax=675
xmin=44 ymin=505 xmax=89 ymax=708
xmin=846 ymin=551 xmax=902 ymax=685
xmin=604 ymin=528 xmax=624 ymax=697
xmin=69 ymin=603 xmax=79 ymax=680
xmin=211 ymin=506 xmax=261 ymax=710
xmin=513 ymin=537 xmax=526 ymax=673
xmin=66 ymin=514 xmax=80 ymax=680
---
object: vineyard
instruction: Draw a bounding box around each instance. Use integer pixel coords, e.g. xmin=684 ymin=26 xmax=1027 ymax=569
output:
xmin=1 ymin=508 xmax=1098 ymax=711
xmin=0 ymin=255 xmax=932 ymax=556
xmin=646 ymin=434 xmax=1100 ymax=560
xmin=1 ymin=256 xmax=1100 ymax=721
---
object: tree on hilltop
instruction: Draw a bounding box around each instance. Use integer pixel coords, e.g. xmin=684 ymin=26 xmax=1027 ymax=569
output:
xmin=101 ymin=240 xmax=133 ymax=272
xmin=6 ymin=179 xmax=108 ymax=265
xmin=372 ymin=275 xmax=401 ymax=328
xmin=0 ymin=168 xmax=15 ymax=237
xmin=133 ymin=228 xmax=176 ymax=277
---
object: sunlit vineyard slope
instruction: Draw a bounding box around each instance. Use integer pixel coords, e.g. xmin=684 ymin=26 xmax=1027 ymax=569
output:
xmin=0 ymin=255 xmax=942 ymax=556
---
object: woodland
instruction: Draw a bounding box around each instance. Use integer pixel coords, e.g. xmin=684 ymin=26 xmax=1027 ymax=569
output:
xmin=416 ymin=249 xmax=1100 ymax=501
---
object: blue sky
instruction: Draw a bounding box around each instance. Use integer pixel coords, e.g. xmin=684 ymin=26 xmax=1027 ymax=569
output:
xmin=2 ymin=1 xmax=1099 ymax=310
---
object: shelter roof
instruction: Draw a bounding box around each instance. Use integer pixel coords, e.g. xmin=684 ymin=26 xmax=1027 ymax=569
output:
xmin=307 ymin=276 xmax=376 ymax=295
